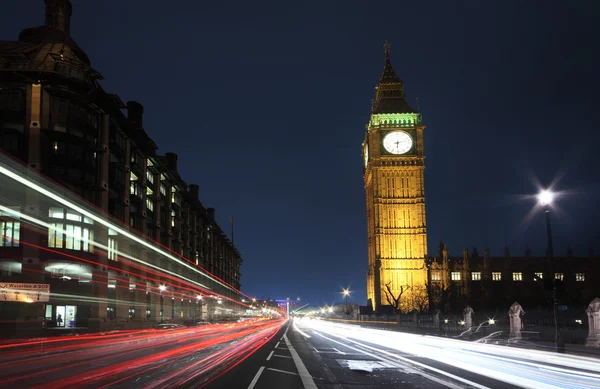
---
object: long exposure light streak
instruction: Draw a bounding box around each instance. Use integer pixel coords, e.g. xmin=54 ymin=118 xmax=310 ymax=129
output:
xmin=296 ymin=319 xmax=600 ymax=389
xmin=0 ymin=164 xmax=241 ymax=296
xmin=0 ymin=319 xmax=285 ymax=388
xmin=0 ymin=204 xmax=213 ymax=291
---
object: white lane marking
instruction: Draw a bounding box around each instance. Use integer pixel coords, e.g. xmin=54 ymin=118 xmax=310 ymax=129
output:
xmin=267 ymin=367 xmax=299 ymax=376
xmin=293 ymin=319 xmax=312 ymax=338
xmin=283 ymin=334 xmax=318 ymax=389
xmin=312 ymin=330 xmax=490 ymax=389
xmin=247 ymin=366 xmax=265 ymax=389
xmin=266 ymin=351 xmax=274 ymax=361
xmin=273 ymin=354 xmax=293 ymax=359
xmin=275 ymin=341 xmax=281 ymax=348
xmin=332 ymin=348 xmax=345 ymax=355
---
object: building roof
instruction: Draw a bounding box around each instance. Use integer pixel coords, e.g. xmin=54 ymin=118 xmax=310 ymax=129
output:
xmin=372 ymin=42 xmax=417 ymax=114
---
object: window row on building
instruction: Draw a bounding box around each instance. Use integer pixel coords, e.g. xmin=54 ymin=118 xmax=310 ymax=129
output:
xmin=432 ymin=271 xmax=585 ymax=282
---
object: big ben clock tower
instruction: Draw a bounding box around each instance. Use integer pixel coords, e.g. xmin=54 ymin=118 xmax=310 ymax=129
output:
xmin=363 ymin=42 xmax=427 ymax=312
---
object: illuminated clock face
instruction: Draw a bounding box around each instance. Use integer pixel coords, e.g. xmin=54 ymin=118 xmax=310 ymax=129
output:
xmin=383 ymin=131 xmax=413 ymax=155
xmin=364 ymin=145 xmax=369 ymax=167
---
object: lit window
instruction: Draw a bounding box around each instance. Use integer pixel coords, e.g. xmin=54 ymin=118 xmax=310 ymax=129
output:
xmin=471 ymin=272 xmax=481 ymax=281
xmin=171 ymin=191 xmax=176 ymax=204
xmin=66 ymin=211 xmax=82 ymax=222
xmin=534 ymin=272 xmax=543 ymax=281
xmin=146 ymin=169 xmax=154 ymax=184
xmin=160 ymin=184 xmax=166 ymax=196
xmin=451 ymin=272 xmax=461 ymax=281
xmin=48 ymin=223 xmax=93 ymax=252
xmin=146 ymin=198 xmax=154 ymax=212
xmin=576 ymin=273 xmax=585 ymax=282
xmin=431 ymin=272 xmax=441 ymax=281
xmin=555 ymin=273 xmax=564 ymax=281
xmin=49 ymin=207 xmax=64 ymax=219
xmin=130 ymin=172 xmax=139 ymax=195
xmin=147 ymin=187 xmax=154 ymax=196
xmin=0 ymin=221 xmax=20 ymax=247
xmin=513 ymin=272 xmax=523 ymax=281
xmin=108 ymin=237 xmax=118 ymax=261
xmin=171 ymin=210 xmax=176 ymax=227
xmin=492 ymin=272 xmax=502 ymax=281
xmin=147 ymin=158 xmax=154 ymax=167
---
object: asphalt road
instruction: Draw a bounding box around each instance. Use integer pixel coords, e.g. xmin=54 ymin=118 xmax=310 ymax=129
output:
xmin=0 ymin=319 xmax=283 ymax=389
xmin=208 ymin=318 xmax=600 ymax=389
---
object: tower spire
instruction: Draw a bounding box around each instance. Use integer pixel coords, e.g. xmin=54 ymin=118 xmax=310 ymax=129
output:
xmin=373 ymin=41 xmax=416 ymax=114
xmin=384 ymin=40 xmax=391 ymax=57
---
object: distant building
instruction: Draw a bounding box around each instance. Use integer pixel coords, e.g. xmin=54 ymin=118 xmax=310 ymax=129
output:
xmin=429 ymin=243 xmax=598 ymax=313
xmin=0 ymin=0 xmax=241 ymax=333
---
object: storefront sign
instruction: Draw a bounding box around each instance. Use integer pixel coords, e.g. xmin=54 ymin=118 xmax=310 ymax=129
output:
xmin=0 ymin=283 xmax=50 ymax=303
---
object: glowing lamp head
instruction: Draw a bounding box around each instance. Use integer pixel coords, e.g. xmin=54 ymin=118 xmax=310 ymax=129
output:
xmin=343 ymin=289 xmax=350 ymax=296
xmin=159 ymin=285 xmax=166 ymax=292
xmin=488 ymin=318 xmax=495 ymax=325
xmin=328 ymin=307 xmax=333 ymax=313
xmin=538 ymin=190 xmax=554 ymax=206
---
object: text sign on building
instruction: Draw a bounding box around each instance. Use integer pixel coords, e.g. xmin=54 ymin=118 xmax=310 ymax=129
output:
xmin=0 ymin=283 xmax=50 ymax=303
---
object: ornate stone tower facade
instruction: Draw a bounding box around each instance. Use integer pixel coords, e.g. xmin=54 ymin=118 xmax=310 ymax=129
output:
xmin=363 ymin=43 xmax=428 ymax=312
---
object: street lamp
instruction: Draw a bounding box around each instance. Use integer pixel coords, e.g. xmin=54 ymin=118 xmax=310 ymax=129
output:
xmin=343 ymin=288 xmax=350 ymax=315
xmin=538 ymin=189 xmax=564 ymax=353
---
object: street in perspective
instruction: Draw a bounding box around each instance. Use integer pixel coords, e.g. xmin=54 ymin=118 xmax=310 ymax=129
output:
xmin=0 ymin=1 xmax=599 ymax=388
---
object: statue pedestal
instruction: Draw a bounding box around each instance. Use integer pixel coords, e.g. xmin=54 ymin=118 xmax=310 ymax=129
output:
xmin=463 ymin=305 xmax=474 ymax=330
xmin=508 ymin=302 xmax=525 ymax=340
xmin=586 ymin=298 xmax=600 ymax=347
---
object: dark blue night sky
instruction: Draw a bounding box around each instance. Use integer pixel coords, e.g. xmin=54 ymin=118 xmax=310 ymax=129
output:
xmin=1 ymin=0 xmax=598 ymax=307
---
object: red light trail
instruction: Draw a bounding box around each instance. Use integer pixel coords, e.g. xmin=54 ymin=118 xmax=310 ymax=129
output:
xmin=0 ymin=319 xmax=284 ymax=388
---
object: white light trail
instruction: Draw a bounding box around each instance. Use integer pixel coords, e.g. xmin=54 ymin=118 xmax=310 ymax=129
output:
xmin=0 ymin=205 xmax=210 ymax=292
xmin=0 ymin=164 xmax=237 ymax=294
xmin=298 ymin=320 xmax=600 ymax=389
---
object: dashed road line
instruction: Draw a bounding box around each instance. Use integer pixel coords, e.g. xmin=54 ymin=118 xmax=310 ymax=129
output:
xmin=273 ymin=354 xmax=292 ymax=359
xmin=275 ymin=341 xmax=281 ymax=348
xmin=266 ymin=351 xmax=274 ymax=361
xmin=267 ymin=367 xmax=299 ymax=376
xmin=247 ymin=366 xmax=265 ymax=389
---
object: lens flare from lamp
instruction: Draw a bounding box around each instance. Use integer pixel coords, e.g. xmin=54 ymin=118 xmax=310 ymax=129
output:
xmin=538 ymin=190 xmax=554 ymax=206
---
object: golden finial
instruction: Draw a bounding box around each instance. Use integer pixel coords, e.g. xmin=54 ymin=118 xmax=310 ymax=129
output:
xmin=383 ymin=41 xmax=391 ymax=57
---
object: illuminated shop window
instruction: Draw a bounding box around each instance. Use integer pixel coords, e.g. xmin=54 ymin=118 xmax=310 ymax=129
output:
xmin=0 ymin=221 xmax=20 ymax=247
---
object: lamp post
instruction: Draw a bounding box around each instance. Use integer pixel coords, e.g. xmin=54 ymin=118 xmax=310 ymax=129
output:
xmin=538 ymin=189 xmax=564 ymax=353
xmin=343 ymin=288 xmax=350 ymax=315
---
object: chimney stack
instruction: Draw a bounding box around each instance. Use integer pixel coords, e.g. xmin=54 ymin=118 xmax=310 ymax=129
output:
xmin=188 ymin=184 xmax=199 ymax=201
xmin=207 ymin=208 xmax=215 ymax=221
xmin=127 ymin=101 xmax=144 ymax=128
xmin=165 ymin=152 xmax=178 ymax=172
xmin=45 ymin=0 xmax=72 ymax=36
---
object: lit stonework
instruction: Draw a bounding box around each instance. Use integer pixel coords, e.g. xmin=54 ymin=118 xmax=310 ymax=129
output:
xmin=363 ymin=43 xmax=427 ymax=312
